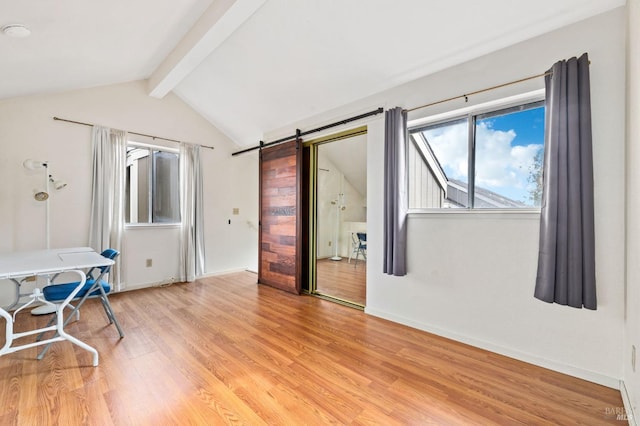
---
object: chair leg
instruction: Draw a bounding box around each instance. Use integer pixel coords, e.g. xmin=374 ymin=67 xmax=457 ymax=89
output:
xmin=93 ymin=285 xmax=124 ymax=338
xmin=101 ymin=296 xmax=124 ymax=338
xmin=99 ymin=298 xmax=113 ymax=324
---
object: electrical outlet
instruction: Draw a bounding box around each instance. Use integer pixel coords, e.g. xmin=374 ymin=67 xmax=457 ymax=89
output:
xmin=633 ymin=345 xmax=636 ymax=372
xmin=233 ymin=208 xmax=240 ymax=215
xmin=146 ymin=259 xmax=153 ymax=267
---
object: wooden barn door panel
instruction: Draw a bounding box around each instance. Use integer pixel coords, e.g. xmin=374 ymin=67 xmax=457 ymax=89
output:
xmin=259 ymin=140 xmax=301 ymax=294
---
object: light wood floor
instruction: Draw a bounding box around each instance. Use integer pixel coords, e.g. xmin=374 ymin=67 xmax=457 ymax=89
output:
xmin=316 ymin=258 xmax=366 ymax=306
xmin=0 ymin=272 xmax=623 ymax=425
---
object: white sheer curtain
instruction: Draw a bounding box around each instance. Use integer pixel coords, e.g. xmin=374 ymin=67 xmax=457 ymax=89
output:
xmin=89 ymin=126 xmax=127 ymax=291
xmin=179 ymin=143 xmax=205 ymax=282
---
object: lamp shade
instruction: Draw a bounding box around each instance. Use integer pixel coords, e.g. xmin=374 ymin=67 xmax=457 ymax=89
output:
xmin=23 ymin=159 xmax=47 ymax=170
xmin=33 ymin=190 xmax=49 ymax=201
xmin=52 ymin=180 xmax=67 ymax=190
xmin=49 ymin=176 xmax=67 ymax=190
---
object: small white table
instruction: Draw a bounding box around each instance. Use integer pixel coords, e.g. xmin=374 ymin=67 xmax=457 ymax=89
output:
xmin=0 ymin=247 xmax=114 ymax=366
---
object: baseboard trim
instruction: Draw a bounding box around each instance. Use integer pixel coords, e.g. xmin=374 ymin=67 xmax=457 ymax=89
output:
xmin=621 ymin=380 xmax=637 ymax=425
xmin=120 ymin=278 xmax=178 ymax=292
xmin=117 ymin=268 xmax=254 ymax=292
xmin=198 ymin=267 xmax=251 ymax=278
xmin=365 ymin=307 xmax=620 ymax=389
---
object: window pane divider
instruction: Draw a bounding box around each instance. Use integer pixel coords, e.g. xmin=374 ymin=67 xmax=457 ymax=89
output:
xmin=467 ymin=114 xmax=476 ymax=209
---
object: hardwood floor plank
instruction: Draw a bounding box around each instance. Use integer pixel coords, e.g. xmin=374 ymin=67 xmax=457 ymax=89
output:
xmin=397 ymin=345 xmax=610 ymax=423
xmin=268 ymin=382 xmax=343 ymax=425
xmin=292 ymin=369 xmax=365 ymax=423
xmin=316 ymin=258 xmax=366 ymax=305
xmin=0 ymin=271 xmax=623 ymax=425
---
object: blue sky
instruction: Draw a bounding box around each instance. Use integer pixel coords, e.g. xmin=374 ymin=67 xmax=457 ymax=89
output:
xmin=484 ymin=106 xmax=545 ymax=147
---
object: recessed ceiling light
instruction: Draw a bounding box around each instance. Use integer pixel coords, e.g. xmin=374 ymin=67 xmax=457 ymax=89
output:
xmin=2 ymin=24 xmax=31 ymax=38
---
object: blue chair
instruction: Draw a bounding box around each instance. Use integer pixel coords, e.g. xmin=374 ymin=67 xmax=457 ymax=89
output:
xmin=37 ymin=249 xmax=124 ymax=359
xmin=354 ymin=232 xmax=367 ymax=266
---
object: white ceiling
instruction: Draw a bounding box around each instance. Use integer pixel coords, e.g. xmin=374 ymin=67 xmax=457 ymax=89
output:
xmin=320 ymin=134 xmax=368 ymax=198
xmin=0 ymin=0 xmax=626 ymax=148
xmin=0 ymin=0 xmax=212 ymax=98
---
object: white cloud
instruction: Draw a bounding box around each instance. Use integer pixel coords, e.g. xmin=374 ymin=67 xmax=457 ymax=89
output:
xmin=424 ymin=121 xmax=468 ymax=180
xmin=424 ymin=120 xmax=543 ymax=202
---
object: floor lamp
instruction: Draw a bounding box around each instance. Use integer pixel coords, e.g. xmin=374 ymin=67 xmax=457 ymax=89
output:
xmin=330 ymin=193 xmax=345 ymax=261
xmin=23 ymin=159 xmax=67 ymax=315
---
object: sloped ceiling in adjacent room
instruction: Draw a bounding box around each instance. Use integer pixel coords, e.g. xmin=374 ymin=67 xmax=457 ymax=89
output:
xmin=0 ymin=0 xmax=626 ymax=147
xmin=321 ymin=135 xmax=367 ymax=199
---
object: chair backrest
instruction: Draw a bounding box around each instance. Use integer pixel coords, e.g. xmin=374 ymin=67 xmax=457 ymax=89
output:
xmin=96 ymin=249 xmax=120 ymax=274
xmin=356 ymin=232 xmax=367 ymax=247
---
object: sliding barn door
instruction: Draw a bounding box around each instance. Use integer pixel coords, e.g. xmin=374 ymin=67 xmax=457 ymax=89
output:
xmin=258 ymin=139 xmax=302 ymax=294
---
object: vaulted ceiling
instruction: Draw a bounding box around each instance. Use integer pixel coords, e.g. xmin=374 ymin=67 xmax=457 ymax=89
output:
xmin=0 ymin=0 xmax=626 ymax=147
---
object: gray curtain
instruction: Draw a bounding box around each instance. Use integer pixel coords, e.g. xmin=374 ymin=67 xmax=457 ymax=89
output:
xmin=535 ymin=53 xmax=596 ymax=309
xmin=383 ymin=107 xmax=408 ymax=276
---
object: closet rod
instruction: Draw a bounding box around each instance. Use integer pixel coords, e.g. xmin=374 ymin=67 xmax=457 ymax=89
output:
xmin=231 ymin=107 xmax=384 ymax=156
xmin=52 ymin=116 xmax=214 ymax=150
xmin=405 ymin=70 xmax=553 ymax=113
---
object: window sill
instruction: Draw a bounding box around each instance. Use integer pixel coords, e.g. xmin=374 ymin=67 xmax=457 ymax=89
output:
xmin=125 ymin=223 xmax=181 ymax=230
xmin=407 ymin=208 xmax=541 ymax=220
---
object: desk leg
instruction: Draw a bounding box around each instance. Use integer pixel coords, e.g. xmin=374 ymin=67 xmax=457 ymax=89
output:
xmin=2 ymin=278 xmax=23 ymax=312
xmin=53 ymin=305 xmax=98 ymax=366
xmin=0 ymin=274 xmax=100 ymax=367
xmin=0 ymin=308 xmax=14 ymax=355
xmin=35 ymin=271 xmax=99 ymax=366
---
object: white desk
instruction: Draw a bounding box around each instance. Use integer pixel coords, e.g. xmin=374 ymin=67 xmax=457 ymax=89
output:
xmin=0 ymin=247 xmax=95 ymax=310
xmin=0 ymin=247 xmax=114 ymax=366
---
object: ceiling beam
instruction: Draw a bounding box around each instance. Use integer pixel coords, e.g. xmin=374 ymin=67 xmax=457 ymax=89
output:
xmin=147 ymin=0 xmax=266 ymax=99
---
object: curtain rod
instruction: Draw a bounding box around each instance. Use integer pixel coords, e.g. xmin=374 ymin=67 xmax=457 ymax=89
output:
xmin=52 ymin=116 xmax=214 ymax=150
xmin=405 ymin=70 xmax=553 ymax=113
xmin=231 ymin=107 xmax=384 ymax=156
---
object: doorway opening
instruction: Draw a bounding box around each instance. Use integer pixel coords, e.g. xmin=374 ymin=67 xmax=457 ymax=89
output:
xmin=306 ymin=127 xmax=367 ymax=308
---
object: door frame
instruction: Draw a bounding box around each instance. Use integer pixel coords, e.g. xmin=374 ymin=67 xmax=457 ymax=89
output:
xmin=303 ymin=125 xmax=367 ymax=308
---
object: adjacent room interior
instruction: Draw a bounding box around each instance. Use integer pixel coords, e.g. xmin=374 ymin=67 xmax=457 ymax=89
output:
xmin=0 ymin=0 xmax=639 ymax=424
xmin=313 ymin=130 xmax=367 ymax=307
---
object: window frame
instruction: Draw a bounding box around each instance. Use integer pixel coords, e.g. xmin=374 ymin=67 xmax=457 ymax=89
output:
xmin=125 ymin=141 xmax=181 ymax=228
xmin=407 ymin=89 xmax=545 ymax=213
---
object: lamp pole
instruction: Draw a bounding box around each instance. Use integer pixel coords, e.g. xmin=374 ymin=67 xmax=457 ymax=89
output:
xmin=23 ymin=159 xmax=51 ymax=249
xmin=330 ymin=193 xmax=344 ymax=261
xmin=45 ymin=167 xmax=50 ymax=249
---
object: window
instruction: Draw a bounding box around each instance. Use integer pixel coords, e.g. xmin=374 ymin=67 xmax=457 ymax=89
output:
xmin=125 ymin=144 xmax=180 ymax=224
xmin=408 ymin=100 xmax=545 ymax=209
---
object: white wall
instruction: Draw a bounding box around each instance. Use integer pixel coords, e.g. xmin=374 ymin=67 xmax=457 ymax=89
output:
xmin=624 ymin=0 xmax=640 ymax=419
xmin=316 ymin=154 xmax=366 ymax=258
xmin=0 ymin=80 xmax=258 ymax=302
xmin=266 ymin=8 xmax=626 ymax=387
